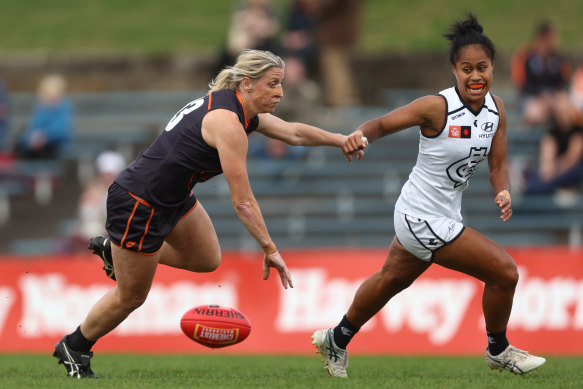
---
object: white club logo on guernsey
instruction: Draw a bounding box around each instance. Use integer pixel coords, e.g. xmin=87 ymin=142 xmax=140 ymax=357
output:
xmin=446 ymin=147 xmax=488 ymax=188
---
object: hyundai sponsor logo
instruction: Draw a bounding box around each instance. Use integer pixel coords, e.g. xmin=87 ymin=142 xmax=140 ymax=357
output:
xmin=481 ymin=122 xmax=495 ymax=132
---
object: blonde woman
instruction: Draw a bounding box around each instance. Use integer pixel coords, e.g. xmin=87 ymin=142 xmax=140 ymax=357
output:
xmin=54 ymin=49 xmax=353 ymax=378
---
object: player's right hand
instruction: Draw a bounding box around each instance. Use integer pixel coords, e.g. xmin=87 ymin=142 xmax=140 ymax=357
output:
xmin=262 ymin=251 xmax=293 ymax=289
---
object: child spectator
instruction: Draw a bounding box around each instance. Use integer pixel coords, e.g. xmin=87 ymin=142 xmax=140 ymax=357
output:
xmin=16 ymin=74 xmax=73 ymax=159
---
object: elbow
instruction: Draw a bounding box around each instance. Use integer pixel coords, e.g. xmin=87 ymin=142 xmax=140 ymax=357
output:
xmin=233 ymin=200 xmax=251 ymax=211
xmin=233 ymin=200 xmax=257 ymax=223
xmin=233 ymin=199 xmax=253 ymax=216
xmin=287 ymin=125 xmax=305 ymax=146
xmin=287 ymin=136 xmax=303 ymax=147
xmin=280 ymin=129 xmax=302 ymax=146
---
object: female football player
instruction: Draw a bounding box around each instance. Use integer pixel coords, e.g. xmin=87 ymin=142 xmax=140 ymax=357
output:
xmin=53 ymin=49 xmax=358 ymax=378
xmin=312 ymin=13 xmax=546 ymax=378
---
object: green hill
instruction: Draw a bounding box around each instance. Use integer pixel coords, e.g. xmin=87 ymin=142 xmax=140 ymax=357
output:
xmin=0 ymin=0 xmax=581 ymax=55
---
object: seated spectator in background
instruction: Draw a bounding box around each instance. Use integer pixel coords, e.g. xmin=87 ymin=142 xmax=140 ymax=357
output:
xmin=512 ymin=21 xmax=572 ymax=127
xmin=16 ymin=74 xmax=73 ymax=159
xmin=569 ymin=64 xmax=583 ymax=125
xmin=248 ymin=137 xmax=307 ymax=182
xmin=276 ymin=0 xmax=322 ymax=121
xmin=250 ymin=137 xmax=306 ymax=161
xmin=311 ymin=0 xmax=361 ymax=107
xmin=79 ymin=151 xmax=127 ymax=240
xmin=67 ymin=151 xmax=127 ymax=251
xmin=214 ymin=0 xmax=280 ymax=71
xmin=0 ymin=79 xmax=9 ymax=151
xmin=524 ymin=112 xmax=583 ymax=197
xmin=281 ymin=0 xmax=318 ymax=79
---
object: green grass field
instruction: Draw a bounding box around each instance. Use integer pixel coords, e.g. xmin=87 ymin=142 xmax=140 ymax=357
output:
xmin=0 ymin=0 xmax=581 ymax=55
xmin=1 ymin=354 xmax=581 ymax=388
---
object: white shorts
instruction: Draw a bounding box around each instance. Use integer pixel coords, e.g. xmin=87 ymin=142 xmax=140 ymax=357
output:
xmin=393 ymin=210 xmax=465 ymax=262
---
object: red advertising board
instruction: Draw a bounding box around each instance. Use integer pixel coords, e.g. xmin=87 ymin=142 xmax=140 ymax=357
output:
xmin=0 ymin=247 xmax=581 ymax=355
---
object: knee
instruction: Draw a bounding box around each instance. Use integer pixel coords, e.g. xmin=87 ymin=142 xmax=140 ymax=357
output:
xmin=187 ymin=251 xmax=221 ymax=273
xmin=196 ymin=255 xmax=221 ymax=272
xmin=493 ymin=258 xmax=519 ymax=292
xmin=378 ymin=267 xmax=415 ymax=294
xmin=117 ymin=290 xmax=149 ymax=312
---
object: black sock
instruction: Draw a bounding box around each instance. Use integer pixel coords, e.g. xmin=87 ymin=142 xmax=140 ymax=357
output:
xmin=333 ymin=315 xmax=360 ymax=350
xmin=487 ymin=329 xmax=509 ymax=356
xmin=66 ymin=326 xmax=96 ymax=352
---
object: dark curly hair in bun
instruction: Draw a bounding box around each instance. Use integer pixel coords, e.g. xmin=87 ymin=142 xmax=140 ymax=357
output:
xmin=444 ymin=13 xmax=496 ymax=64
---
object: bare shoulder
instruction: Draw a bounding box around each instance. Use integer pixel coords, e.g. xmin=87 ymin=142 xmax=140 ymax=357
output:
xmin=202 ymin=109 xmax=245 ymax=148
xmin=491 ymin=94 xmax=507 ymax=114
xmin=408 ymin=94 xmax=446 ymax=111
xmin=407 ymin=94 xmax=447 ymax=131
xmin=203 ymin=109 xmax=245 ymax=135
xmin=204 ymin=108 xmax=240 ymax=125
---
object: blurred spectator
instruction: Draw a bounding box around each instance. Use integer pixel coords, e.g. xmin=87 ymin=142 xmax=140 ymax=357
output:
xmin=250 ymin=137 xmax=306 ymax=161
xmin=276 ymin=0 xmax=322 ymax=121
xmin=311 ymin=0 xmax=361 ymax=107
xmin=569 ymin=64 xmax=583 ymax=125
xmin=524 ymin=113 xmax=583 ymax=197
xmin=0 ymin=79 xmax=9 ymax=151
xmin=215 ymin=0 xmax=280 ymax=71
xmin=79 ymin=151 xmax=126 ymax=239
xmin=15 ymin=74 xmax=73 ymax=160
xmin=67 ymin=150 xmax=126 ymax=251
xmin=281 ymin=0 xmax=318 ymax=78
xmin=248 ymin=137 xmax=307 ymax=182
xmin=512 ymin=21 xmax=572 ymax=127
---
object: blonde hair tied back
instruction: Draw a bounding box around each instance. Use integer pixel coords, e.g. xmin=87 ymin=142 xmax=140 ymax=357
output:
xmin=208 ymin=49 xmax=284 ymax=93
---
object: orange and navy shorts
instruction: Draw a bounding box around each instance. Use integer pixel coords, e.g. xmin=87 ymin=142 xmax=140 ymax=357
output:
xmin=105 ymin=182 xmax=197 ymax=254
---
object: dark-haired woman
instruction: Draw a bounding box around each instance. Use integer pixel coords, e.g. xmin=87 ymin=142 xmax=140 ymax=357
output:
xmin=312 ymin=14 xmax=546 ymax=378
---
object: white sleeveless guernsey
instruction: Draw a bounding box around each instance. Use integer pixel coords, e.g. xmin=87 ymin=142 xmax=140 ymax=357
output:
xmin=395 ymin=86 xmax=500 ymax=222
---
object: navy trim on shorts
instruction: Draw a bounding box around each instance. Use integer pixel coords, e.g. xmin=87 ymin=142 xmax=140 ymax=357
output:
xmin=431 ymin=226 xmax=466 ymax=261
xmin=424 ymin=220 xmax=447 ymax=244
xmin=405 ymin=215 xmax=431 ymax=252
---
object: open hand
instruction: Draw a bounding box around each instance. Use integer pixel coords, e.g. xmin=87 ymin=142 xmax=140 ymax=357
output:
xmin=262 ymin=251 xmax=293 ymax=289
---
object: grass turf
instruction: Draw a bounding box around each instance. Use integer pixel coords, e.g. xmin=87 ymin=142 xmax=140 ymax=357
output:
xmin=0 ymin=0 xmax=581 ymax=54
xmin=0 ymin=354 xmax=581 ymax=388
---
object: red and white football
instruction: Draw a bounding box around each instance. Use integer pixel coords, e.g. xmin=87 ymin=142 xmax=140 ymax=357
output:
xmin=180 ymin=305 xmax=252 ymax=348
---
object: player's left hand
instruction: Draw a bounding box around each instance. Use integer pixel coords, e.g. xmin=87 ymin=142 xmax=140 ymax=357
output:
xmin=263 ymin=251 xmax=293 ymax=289
xmin=495 ymin=190 xmax=512 ymax=222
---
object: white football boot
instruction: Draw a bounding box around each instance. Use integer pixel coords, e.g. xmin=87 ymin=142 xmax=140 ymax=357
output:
xmin=312 ymin=328 xmax=348 ymax=378
xmin=486 ymin=345 xmax=546 ymax=374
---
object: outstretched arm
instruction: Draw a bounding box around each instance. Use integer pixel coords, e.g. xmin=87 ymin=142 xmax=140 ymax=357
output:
xmin=202 ymin=109 xmax=293 ymax=288
xmin=342 ymin=95 xmax=446 ymax=161
xmin=256 ymin=113 xmax=347 ymax=147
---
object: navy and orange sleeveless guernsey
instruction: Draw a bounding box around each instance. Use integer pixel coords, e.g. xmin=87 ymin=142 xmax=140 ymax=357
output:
xmin=115 ymin=89 xmax=259 ymax=208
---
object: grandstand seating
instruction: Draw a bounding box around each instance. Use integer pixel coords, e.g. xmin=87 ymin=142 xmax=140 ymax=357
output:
xmin=1 ymin=89 xmax=581 ymax=255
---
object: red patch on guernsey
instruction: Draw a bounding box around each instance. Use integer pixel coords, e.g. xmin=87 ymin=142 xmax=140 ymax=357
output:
xmin=449 ymin=125 xmax=471 ymax=138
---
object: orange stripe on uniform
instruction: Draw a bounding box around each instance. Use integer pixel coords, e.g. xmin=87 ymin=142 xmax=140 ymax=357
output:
xmin=235 ymin=90 xmax=249 ymax=129
xmin=138 ymin=207 xmax=155 ymax=252
xmin=179 ymin=198 xmax=199 ymax=220
xmin=124 ymin=191 xmax=154 ymax=252
xmin=208 ymin=92 xmax=213 ymax=110
xmin=121 ymin=200 xmax=140 ymax=248
xmin=129 ymin=192 xmax=152 ymax=207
